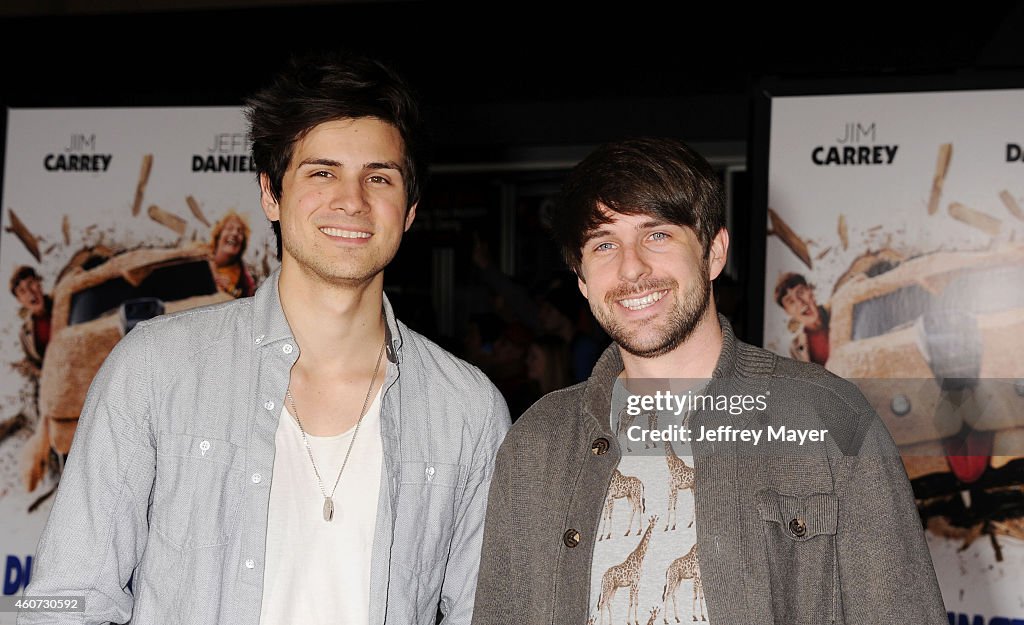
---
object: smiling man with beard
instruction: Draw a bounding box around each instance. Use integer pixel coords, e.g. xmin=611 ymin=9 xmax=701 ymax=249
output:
xmin=472 ymin=138 xmax=946 ymax=625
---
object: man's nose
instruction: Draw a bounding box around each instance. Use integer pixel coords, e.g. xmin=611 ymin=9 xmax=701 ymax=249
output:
xmin=331 ymin=176 xmax=369 ymax=214
xmin=618 ymin=244 xmax=652 ymax=282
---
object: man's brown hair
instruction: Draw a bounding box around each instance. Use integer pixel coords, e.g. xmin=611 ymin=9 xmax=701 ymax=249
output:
xmin=551 ymin=137 xmax=725 ymax=278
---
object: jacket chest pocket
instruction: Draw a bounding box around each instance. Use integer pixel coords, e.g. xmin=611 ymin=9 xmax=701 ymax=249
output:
xmin=393 ymin=461 xmax=464 ymax=577
xmin=755 ymin=489 xmax=838 ymax=625
xmin=154 ymin=433 xmax=245 ymax=549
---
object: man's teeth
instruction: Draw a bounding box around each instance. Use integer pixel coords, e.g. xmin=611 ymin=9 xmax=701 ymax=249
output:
xmin=320 ymin=227 xmax=371 ymax=239
xmin=619 ymin=290 xmax=666 ymax=311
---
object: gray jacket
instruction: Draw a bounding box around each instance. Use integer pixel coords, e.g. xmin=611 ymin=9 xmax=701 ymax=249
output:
xmin=21 ymin=269 xmax=511 ymax=625
xmin=473 ymin=315 xmax=946 ymax=625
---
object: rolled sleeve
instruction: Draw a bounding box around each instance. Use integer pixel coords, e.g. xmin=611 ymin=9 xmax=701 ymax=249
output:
xmin=19 ymin=327 xmax=156 ymax=625
xmin=438 ymin=383 xmax=511 ymax=624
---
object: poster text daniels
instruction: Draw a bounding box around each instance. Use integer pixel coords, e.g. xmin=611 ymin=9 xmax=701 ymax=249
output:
xmin=192 ymin=132 xmax=257 ymax=172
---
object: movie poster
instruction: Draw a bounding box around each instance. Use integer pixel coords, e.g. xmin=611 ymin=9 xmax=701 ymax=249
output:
xmin=0 ymin=107 xmax=276 ymax=613
xmin=764 ymin=89 xmax=1024 ymax=623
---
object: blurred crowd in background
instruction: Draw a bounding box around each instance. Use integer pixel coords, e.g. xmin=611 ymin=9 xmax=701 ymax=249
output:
xmin=458 ymin=236 xmax=609 ymax=420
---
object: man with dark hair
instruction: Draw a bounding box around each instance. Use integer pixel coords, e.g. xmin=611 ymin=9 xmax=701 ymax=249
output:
xmin=22 ymin=51 xmax=509 ymax=625
xmin=774 ymin=271 xmax=831 ymax=365
xmin=473 ymin=138 xmax=945 ymax=625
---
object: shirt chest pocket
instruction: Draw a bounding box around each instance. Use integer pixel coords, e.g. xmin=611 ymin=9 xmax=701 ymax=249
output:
xmin=153 ymin=433 xmax=245 ymax=549
xmin=393 ymin=461 xmax=464 ymax=576
xmin=755 ymin=489 xmax=839 ymax=625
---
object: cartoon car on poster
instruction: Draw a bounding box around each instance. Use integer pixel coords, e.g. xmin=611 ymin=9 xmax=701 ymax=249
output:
xmin=23 ymin=244 xmax=233 ymax=493
xmin=826 ymin=243 xmax=1024 ymax=543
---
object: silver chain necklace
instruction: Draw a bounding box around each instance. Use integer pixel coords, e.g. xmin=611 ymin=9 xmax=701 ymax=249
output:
xmin=285 ymin=338 xmax=386 ymax=522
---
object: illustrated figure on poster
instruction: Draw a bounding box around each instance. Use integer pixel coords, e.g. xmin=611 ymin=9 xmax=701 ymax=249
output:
xmin=773 ymin=271 xmax=830 ymax=365
xmin=10 ymin=265 xmax=52 ymax=378
xmin=208 ymin=209 xmax=255 ymax=298
xmin=10 ymin=266 xmax=59 ymax=492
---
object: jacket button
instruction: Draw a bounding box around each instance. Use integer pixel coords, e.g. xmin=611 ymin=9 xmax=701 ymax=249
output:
xmin=563 ymin=529 xmax=581 ymax=548
xmin=789 ymin=517 xmax=807 ymax=538
xmin=590 ymin=438 xmax=609 ymax=455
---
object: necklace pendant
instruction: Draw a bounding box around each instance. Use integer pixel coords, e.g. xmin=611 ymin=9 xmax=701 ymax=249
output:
xmin=323 ymin=496 xmax=335 ymax=522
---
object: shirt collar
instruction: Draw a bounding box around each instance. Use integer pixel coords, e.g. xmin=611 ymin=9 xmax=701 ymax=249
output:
xmin=251 ymin=266 xmax=403 ymax=364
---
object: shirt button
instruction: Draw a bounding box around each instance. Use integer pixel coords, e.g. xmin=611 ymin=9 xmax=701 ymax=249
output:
xmin=789 ymin=517 xmax=807 ymax=538
xmin=254 ymin=335 xmax=264 ymax=345
xmin=264 ymin=400 xmax=275 ymax=411
xmin=251 ymin=473 xmax=262 ymax=484
xmin=244 ymin=559 xmax=255 ymax=569
xmin=282 ymin=344 xmax=293 ymax=354
xmin=591 ymin=438 xmax=609 ymax=455
xmin=199 ymin=440 xmax=210 ymax=453
xmin=563 ymin=529 xmax=581 ymax=548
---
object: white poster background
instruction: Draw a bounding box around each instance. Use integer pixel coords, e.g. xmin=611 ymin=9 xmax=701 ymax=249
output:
xmin=765 ymin=89 xmax=1024 ymax=621
xmin=0 ymin=107 xmax=275 ymax=616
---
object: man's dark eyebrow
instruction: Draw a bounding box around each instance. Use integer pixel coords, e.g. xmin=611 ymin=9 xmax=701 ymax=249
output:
xmin=365 ymin=161 xmax=404 ymax=174
xmin=295 ymin=158 xmax=404 ymax=175
xmin=584 ymin=219 xmax=672 ymax=242
xmin=582 ymin=228 xmax=612 ymax=243
xmin=297 ymin=157 xmax=342 ymax=168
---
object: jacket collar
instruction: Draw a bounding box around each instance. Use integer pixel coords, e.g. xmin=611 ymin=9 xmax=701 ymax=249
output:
xmin=251 ymin=267 xmax=403 ymax=364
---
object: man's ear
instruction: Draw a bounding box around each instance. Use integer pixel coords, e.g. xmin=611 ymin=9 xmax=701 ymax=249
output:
xmin=404 ymin=202 xmax=418 ymax=232
xmin=707 ymin=228 xmax=730 ymax=281
xmin=259 ymin=173 xmax=279 ymax=221
xmin=577 ymin=270 xmax=588 ymax=300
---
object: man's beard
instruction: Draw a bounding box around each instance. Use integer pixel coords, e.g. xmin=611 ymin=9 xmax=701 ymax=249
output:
xmin=592 ymin=270 xmax=711 ymax=359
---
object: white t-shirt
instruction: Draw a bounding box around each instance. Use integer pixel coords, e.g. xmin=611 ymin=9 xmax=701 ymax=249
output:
xmin=259 ymin=387 xmax=383 ymax=625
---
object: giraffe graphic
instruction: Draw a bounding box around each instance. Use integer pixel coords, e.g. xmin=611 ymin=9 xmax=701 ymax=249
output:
xmin=663 ymin=440 xmax=695 ymax=531
xmin=597 ymin=515 xmax=659 ymax=625
xmin=599 ymin=468 xmax=646 ymax=540
xmin=646 ymin=606 xmax=661 ymax=625
xmin=644 ymin=411 xmax=659 ymax=449
xmin=662 ymin=543 xmax=706 ymax=622
xmin=617 ymin=405 xmax=638 ymax=452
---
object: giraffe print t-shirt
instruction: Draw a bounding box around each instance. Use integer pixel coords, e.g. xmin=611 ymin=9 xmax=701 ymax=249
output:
xmin=588 ymin=384 xmax=709 ymax=625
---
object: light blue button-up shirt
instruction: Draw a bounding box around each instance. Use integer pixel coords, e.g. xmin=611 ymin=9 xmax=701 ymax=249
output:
xmin=20 ymin=269 xmax=511 ymax=624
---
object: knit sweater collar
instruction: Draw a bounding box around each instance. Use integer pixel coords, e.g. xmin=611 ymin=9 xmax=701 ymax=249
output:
xmin=582 ymin=313 xmax=774 ymax=434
